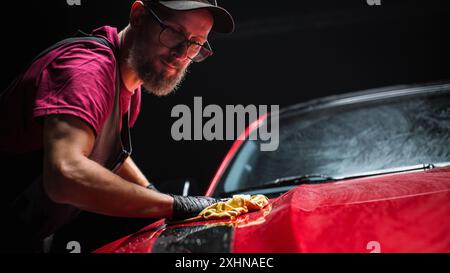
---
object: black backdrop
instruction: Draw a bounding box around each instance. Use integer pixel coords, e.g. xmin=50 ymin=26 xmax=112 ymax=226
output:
xmin=1 ymin=0 xmax=449 ymax=252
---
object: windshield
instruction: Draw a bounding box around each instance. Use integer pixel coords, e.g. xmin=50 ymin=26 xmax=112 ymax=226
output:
xmin=213 ymin=86 xmax=450 ymax=197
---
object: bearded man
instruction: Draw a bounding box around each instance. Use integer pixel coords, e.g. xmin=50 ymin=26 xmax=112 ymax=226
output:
xmin=0 ymin=0 xmax=234 ymax=252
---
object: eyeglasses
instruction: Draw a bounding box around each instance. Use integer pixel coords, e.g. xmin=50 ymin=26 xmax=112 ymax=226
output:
xmin=143 ymin=4 xmax=213 ymax=63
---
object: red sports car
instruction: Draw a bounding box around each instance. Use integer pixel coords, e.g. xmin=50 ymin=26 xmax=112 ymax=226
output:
xmin=95 ymin=82 xmax=450 ymax=253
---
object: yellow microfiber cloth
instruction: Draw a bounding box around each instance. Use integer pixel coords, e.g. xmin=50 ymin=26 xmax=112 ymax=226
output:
xmin=167 ymin=194 xmax=269 ymax=224
xmin=199 ymin=194 xmax=269 ymax=220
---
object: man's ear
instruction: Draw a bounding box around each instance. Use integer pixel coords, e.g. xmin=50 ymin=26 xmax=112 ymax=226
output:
xmin=129 ymin=1 xmax=146 ymax=29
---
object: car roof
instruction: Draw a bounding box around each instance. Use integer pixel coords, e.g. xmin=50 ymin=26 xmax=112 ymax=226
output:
xmin=278 ymin=81 xmax=450 ymax=118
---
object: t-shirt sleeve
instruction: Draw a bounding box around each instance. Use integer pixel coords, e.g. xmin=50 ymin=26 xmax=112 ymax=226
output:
xmin=33 ymin=44 xmax=116 ymax=135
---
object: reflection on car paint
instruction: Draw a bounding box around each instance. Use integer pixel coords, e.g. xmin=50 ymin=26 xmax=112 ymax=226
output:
xmin=152 ymin=224 xmax=233 ymax=253
xmin=114 ymin=222 xmax=167 ymax=253
xmin=234 ymin=204 xmax=273 ymax=229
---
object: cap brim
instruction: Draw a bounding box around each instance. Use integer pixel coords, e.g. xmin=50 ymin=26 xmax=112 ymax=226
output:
xmin=159 ymin=1 xmax=235 ymax=33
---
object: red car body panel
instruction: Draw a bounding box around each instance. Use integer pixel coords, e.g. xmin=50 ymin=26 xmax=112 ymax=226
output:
xmin=95 ymin=166 xmax=450 ymax=253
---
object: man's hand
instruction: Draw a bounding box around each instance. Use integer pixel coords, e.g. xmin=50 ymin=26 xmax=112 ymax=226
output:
xmin=170 ymin=195 xmax=229 ymax=220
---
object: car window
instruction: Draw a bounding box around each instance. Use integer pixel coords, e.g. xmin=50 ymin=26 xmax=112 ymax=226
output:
xmin=215 ymin=88 xmax=450 ymax=196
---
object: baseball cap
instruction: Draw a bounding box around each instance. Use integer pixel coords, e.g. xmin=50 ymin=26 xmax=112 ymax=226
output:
xmin=144 ymin=0 xmax=235 ymax=33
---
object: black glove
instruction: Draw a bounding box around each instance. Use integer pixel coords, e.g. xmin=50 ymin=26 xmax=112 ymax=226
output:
xmin=170 ymin=195 xmax=229 ymax=221
xmin=146 ymin=182 xmax=159 ymax=192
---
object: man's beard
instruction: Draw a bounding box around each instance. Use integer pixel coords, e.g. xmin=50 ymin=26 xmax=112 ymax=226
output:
xmin=127 ymin=31 xmax=189 ymax=96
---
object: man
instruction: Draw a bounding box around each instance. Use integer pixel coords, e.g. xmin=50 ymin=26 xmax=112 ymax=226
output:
xmin=0 ymin=0 xmax=234 ymax=252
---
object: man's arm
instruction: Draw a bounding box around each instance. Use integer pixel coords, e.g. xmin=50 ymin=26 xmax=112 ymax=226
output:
xmin=42 ymin=114 xmax=173 ymax=218
xmin=116 ymin=157 xmax=150 ymax=188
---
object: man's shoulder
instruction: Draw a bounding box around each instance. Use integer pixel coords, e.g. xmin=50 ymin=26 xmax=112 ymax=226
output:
xmin=90 ymin=25 xmax=120 ymax=50
xmin=39 ymin=39 xmax=117 ymax=85
xmin=57 ymin=42 xmax=116 ymax=70
xmin=40 ymin=26 xmax=119 ymax=74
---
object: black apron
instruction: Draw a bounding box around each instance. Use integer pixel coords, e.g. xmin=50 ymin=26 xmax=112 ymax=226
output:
xmin=0 ymin=31 xmax=132 ymax=252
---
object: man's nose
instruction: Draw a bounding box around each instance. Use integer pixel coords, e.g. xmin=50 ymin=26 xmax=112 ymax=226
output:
xmin=170 ymin=43 xmax=189 ymax=60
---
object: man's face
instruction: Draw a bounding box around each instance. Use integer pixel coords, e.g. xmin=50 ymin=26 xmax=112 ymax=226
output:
xmin=128 ymin=5 xmax=214 ymax=96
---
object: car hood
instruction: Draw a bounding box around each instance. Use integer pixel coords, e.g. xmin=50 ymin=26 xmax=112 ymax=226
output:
xmin=95 ymin=166 xmax=450 ymax=253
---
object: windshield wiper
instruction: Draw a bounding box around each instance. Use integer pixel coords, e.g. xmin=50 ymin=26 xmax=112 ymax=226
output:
xmin=221 ymin=162 xmax=450 ymax=196
xmin=223 ymin=174 xmax=336 ymax=196
xmin=332 ymin=163 xmax=439 ymax=180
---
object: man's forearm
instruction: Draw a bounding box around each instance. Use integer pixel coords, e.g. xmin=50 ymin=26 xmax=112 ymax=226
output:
xmin=116 ymin=157 xmax=150 ymax=187
xmin=44 ymin=156 xmax=173 ymax=219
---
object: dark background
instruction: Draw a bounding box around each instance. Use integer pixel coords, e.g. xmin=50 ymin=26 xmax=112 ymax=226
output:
xmin=1 ymin=0 xmax=449 ymax=252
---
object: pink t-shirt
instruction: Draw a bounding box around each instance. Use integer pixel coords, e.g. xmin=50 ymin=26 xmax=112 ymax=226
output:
xmin=0 ymin=26 xmax=141 ymax=154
